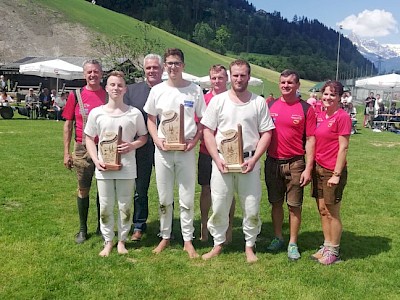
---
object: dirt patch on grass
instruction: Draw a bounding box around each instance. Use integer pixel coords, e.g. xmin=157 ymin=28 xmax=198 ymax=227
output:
xmin=0 ymin=0 xmax=100 ymax=63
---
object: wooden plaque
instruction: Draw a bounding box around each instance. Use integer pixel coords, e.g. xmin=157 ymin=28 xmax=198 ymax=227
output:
xmin=99 ymin=126 xmax=122 ymax=171
xmin=160 ymin=104 xmax=186 ymax=151
xmin=220 ymin=124 xmax=244 ymax=172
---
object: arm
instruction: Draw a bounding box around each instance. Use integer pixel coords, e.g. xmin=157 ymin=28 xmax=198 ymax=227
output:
xmin=63 ymin=120 xmax=74 ymax=169
xmin=242 ymin=130 xmax=272 ymax=174
xmin=203 ymin=127 xmax=227 ymax=173
xmin=85 ymin=135 xmax=105 ymax=171
xmin=147 ymin=114 xmax=166 ymax=151
xmin=300 ymin=135 xmax=315 ymax=187
xmin=327 ymin=135 xmax=349 ymax=187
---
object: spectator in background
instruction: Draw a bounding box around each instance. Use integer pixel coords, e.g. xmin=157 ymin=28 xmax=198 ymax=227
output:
xmin=39 ymin=88 xmax=52 ymax=118
xmin=307 ymin=92 xmax=317 ymax=108
xmin=53 ymin=92 xmax=67 ymax=121
xmin=266 ymin=93 xmax=274 ymax=104
xmin=0 ymin=75 xmax=7 ymax=92
xmin=363 ymin=92 xmax=376 ymax=127
xmin=25 ymin=88 xmax=39 ymax=119
xmin=0 ymin=91 xmax=14 ymax=105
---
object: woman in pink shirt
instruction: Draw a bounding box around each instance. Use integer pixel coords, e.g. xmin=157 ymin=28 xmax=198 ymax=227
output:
xmin=311 ymin=81 xmax=351 ymax=265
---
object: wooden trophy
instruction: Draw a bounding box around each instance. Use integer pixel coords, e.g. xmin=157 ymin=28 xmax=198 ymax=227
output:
xmin=220 ymin=124 xmax=244 ymax=172
xmin=160 ymin=104 xmax=186 ymax=151
xmin=99 ymin=126 xmax=122 ymax=171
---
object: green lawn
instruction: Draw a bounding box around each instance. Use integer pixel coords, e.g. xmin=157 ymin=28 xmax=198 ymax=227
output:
xmin=0 ymin=110 xmax=399 ymax=299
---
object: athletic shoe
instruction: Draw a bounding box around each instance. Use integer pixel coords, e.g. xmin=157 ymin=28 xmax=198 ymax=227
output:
xmin=310 ymin=246 xmax=326 ymax=261
xmin=287 ymin=243 xmax=301 ymax=261
xmin=266 ymin=237 xmax=284 ymax=252
xmin=75 ymin=231 xmax=87 ymax=244
xmin=318 ymin=250 xmax=341 ymax=265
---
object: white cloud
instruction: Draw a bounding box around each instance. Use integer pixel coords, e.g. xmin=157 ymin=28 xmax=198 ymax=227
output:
xmin=338 ymin=9 xmax=398 ymax=38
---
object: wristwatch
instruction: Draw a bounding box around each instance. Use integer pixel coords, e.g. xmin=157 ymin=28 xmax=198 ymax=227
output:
xmin=333 ymin=171 xmax=341 ymax=177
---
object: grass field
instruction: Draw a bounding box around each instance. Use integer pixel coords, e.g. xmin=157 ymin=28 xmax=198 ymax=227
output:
xmin=0 ymin=109 xmax=399 ymax=299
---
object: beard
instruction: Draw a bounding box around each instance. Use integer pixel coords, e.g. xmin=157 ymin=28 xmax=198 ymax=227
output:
xmin=232 ymin=81 xmax=248 ymax=93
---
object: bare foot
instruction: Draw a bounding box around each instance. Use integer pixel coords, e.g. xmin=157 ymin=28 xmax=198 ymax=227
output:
xmin=183 ymin=241 xmax=199 ymax=259
xmin=200 ymin=224 xmax=208 ymax=242
xmin=202 ymin=245 xmax=223 ymax=260
xmin=99 ymin=241 xmax=113 ymax=257
xmin=152 ymin=239 xmax=170 ymax=254
xmin=245 ymin=246 xmax=258 ymax=263
xmin=117 ymin=241 xmax=128 ymax=255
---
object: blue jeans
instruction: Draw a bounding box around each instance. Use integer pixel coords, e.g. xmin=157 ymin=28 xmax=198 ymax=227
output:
xmin=133 ymin=141 xmax=154 ymax=232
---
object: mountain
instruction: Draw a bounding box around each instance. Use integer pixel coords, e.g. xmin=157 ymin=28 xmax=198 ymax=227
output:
xmin=347 ymin=33 xmax=400 ymax=72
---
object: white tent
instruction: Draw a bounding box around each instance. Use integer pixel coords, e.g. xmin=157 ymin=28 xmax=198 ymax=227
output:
xmin=19 ymin=59 xmax=84 ymax=93
xmin=355 ymin=73 xmax=400 ymax=91
xmin=162 ymin=71 xmax=200 ymax=82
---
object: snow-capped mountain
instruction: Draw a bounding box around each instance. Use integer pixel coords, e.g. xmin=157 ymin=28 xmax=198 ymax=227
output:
xmin=347 ymin=33 xmax=400 ymax=72
xmin=347 ymin=33 xmax=400 ymax=60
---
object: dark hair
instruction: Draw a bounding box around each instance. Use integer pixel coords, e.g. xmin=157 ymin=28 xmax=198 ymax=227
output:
xmin=164 ymin=48 xmax=184 ymax=63
xmin=229 ymin=59 xmax=251 ymax=75
xmin=321 ymin=80 xmax=344 ymax=97
xmin=280 ymin=69 xmax=300 ymax=83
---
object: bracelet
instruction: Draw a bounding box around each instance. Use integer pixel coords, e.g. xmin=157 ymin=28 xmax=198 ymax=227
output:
xmin=333 ymin=171 xmax=341 ymax=177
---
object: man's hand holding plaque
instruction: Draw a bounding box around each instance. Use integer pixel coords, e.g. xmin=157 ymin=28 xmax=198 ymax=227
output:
xmin=99 ymin=126 xmax=122 ymax=171
xmin=160 ymin=104 xmax=186 ymax=151
xmin=220 ymin=124 xmax=244 ymax=173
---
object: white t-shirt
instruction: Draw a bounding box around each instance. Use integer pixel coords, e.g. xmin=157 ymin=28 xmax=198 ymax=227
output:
xmin=201 ymin=91 xmax=275 ymax=152
xmin=144 ymin=81 xmax=206 ymax=140
xmin=84 ymin=105 xmax=148 ymax=180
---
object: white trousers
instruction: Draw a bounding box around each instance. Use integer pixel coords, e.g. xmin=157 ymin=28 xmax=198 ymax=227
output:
xmin=97 ymin=179 xmax=134 ymax=242
xmin=154 ymin=147 xmax=196 ymax=241
xmin=208 ymin=159 xmax=262 ymax=247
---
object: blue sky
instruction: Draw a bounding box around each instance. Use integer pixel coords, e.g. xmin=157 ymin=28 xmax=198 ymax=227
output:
xmin=250 ymin=0 xmax=400 ymax=44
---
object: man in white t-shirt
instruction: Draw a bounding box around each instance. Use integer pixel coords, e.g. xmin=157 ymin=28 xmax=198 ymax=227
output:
xmin=144 ymin=48 xmax=206 ymax=258
xmin=201 ymin=59 xmax=275 ymax=263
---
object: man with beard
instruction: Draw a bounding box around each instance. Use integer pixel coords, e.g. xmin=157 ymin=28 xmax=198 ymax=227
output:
xmin=201 ymin=59 xmax=275 ymax=263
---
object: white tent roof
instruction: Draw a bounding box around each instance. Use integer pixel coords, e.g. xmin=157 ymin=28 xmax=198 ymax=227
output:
xmin=162 ymin=71 xmax=200 ymax=82
xmin=355 ymin=73 xmax=400 ymax=91
xmin=19 ymin=59 xmax=83 ymax=80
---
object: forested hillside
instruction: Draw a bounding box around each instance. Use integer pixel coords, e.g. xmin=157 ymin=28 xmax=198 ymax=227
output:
xmin=93 ymin=0 xmax=375 ymax=81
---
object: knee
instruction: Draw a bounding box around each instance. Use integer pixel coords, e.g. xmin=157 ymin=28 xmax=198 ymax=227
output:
xmin=78 ymin=187 xmax=90 ymax=198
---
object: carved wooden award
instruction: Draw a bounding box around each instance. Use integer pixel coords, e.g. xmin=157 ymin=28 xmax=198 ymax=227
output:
xmin=100 ymin=126 xmax=122 ymax=170
xmin=161 ymin=104 xmax=186 ymax=151
xmin=220 ymin=124 xmax=244 ymax=172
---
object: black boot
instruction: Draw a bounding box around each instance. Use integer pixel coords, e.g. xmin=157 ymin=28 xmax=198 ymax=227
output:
xmin=76 ymin=196 xmax=89 ymax=244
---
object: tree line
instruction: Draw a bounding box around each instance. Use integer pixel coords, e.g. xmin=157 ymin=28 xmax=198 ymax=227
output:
xmin=92 ymin=0 xmax=375 ymax=81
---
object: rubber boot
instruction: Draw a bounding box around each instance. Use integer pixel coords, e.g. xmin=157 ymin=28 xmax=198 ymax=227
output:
xmin=76 ymin=196 xmax=89 ymax=244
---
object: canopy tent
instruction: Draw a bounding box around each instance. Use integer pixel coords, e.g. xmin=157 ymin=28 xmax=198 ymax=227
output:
xmin=198 ymin=71 xmax=264 ymax=93
xmin=161 ymin=71 xmax=200 ymax=82
xmin=356 ymin=73 xmax=400 ymax=109
xmin=19 ymin=59 xmax=84 ymax=93
xmin=309 ymin=81 xmax=351 ymax=92
xmin=355 ymin=73 xmax=400 ymax=91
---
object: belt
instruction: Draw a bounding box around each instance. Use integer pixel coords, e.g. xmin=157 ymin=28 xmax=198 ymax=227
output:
xmin=268 ymin=155 xmax=304 ymax=164
xmin=218 ymin=150 xmax=256 ymax=158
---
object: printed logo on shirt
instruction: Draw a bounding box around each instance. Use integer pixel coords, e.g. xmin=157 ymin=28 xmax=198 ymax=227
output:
xmin=184 ymin=100 xmax=194 ymax=108
xmin=291 ymin=114 xmax=303 ymax=125
xmin=270 ymin=112 xmax=278 ymax=123
xmin=328 ymin=118 xmax=336 ymax=127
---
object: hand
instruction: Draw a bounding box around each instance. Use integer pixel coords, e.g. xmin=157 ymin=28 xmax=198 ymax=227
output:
xmin=215 ymin=157 xmax=228 ymax=174
xmin=94 ymin=159 xmax=106 ymax=171
xmin=327 ymin=175 xmax=340 ymax=187
xmin=118 ymin=142 xmax=132 ymax=154
xmin=242 ymin=158 xmax=256 ymax=174
xmin=299 ymin=169 xmax=312 ymax=187
xmin=155 ymin=138 xmax=166 ymax=151
xmin=64 ymin=153 xmax=73 ymax=170
xmin=185 ymin=139 xmax=197 ymax=152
